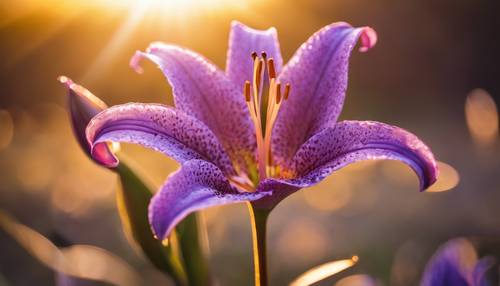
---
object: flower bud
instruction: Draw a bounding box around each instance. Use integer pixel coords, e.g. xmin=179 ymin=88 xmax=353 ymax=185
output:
xmin=58 ymin=76 xmax=116 ymax=160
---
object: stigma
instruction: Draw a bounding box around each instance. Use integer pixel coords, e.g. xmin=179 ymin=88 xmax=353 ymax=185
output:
xmin=243 ymin=52 xmax=290 ymax=181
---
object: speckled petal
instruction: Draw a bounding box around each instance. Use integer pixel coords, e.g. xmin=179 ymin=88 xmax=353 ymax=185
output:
xmin=421 ymin=239 xmax=478 ymax=286
xmin=272 ymin=23 xmax=377 ymax=165
xmin=130 ymin=44 xmax=256 ymax=170
xmin=86 ymin=103 xmax=234 ymax=175
xmin=149 ymin=160 xmax=269 ymax=240
xmin=290 ymin=121 xmax=438 ymax=191
xmin=226 ymin=20 xmax=283 ymax=89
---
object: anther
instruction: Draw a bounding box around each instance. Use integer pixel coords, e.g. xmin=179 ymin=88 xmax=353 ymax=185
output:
xmin=254 ymin=59 xmax=263 ymax=92
xmin=284 ymin=83 xmax=291 ymax=100
xmin=276 ymin=83 xmax=282 ymax=104
xmin=261 ymin=51 xmax=267 ymax=60
xmin=251 ymin=51 xmax=258 ymax=60
xmin=267 ymin=58 xmax=276 ymax=79
xmin=244 ymin=81 xmax=251 ymax=102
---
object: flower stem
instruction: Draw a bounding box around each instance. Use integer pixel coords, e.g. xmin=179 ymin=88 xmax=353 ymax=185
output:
xmin=248 ymin=203 xmax=270 ymax=286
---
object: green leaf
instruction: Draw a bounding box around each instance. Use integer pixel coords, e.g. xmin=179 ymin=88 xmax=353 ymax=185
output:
xmin=114 ymin=159 xmax=188 ymax=285
xmin=177 ymin=213 xmax=211 ymax=286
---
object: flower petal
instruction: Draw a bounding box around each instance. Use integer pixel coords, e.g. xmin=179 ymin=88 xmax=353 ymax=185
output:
xmin=472 ymin=257 xmax=496 ymax=286
xmin=86 ymin=103 xmax=234 ymax=174
xmin=272 ymin=22 xmax=377 ymax=164
xmin=421 ymin=238 xmax=478 ymax=286
xmin=253 ymin=121 xmax=437 ymax=209
xmin=226 ymin=20 xmax=283 ymax=89
xmin=290 ymin=121 xmax=438 ymax=191
xmin=130 ymin=44 xmax=256 ymax=170
xmin=149 ymin=160 xmax=269 ymax=240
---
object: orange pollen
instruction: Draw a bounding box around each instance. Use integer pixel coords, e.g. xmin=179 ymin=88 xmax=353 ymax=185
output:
xmin=243 ymin=52 xmax=291 ymax=180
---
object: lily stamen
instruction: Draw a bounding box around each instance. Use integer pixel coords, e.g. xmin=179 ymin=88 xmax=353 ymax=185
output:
xmin=244 ymin=52 xmax=291 ymax=180
xmin=267 ymin=58 xmax=276 ymax=79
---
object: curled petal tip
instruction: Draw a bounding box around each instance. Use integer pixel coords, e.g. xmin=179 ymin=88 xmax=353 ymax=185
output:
xmin=130 ymin=51 xmax=145 ymax=74
xmin=359 ymin=26 xmax=377 ymax=52
xmin=420 ymin=160 xmax=440 ymax=192
xmin=230 ymin=20 xmax=243 ymax=28
xmin=91 ymin=142 xmax=120 ymax=168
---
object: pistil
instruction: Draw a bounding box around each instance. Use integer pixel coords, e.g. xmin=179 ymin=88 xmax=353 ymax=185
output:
xmin=244 ymin=52 xmax=291 ymax=180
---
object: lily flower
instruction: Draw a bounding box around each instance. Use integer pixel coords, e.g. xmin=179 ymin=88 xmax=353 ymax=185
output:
xmin=328 ymin=239 xmax=496 ymax=286
xmin=86 ymin=21 xmax=438 ymax=245
xmin=421 ymin=238 xmax=496 ymax=286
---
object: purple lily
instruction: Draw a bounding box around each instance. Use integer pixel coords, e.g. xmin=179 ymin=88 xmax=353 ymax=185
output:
xmin=421 ymin=239 xmax=496 ymax=286
xmin=336 ymin=239 xmax=496 ymax=286
xmin=86 ymin=21 xmax=438 ymax=245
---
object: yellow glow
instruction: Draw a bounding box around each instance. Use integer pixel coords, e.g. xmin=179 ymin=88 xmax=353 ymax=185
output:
xmin=289 ymin=256 xmax=358 ymax=286
xmin=0 ymin=109 xmax=14 ymax=151
xmin=465 ymin=88 xmax=499 ymax=146
xmin=93 ymin=0 xmax=251 ymax=11
xmin=427 ymin=161 xmax=460 ymax=193
xmin=6 ymin=0 xmax=258 ymax=83
xmin=16 ymin=149 xmax=56 ymax=191
xmin=24 ymin=0 xmax=256 ymax=16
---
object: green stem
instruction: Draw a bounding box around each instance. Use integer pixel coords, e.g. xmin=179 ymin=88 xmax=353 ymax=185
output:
xmin=248 ymin=203 xmax=270 ymax=286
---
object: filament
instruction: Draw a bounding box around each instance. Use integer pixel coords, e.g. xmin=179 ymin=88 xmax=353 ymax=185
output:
xmin=243 ymin=52 xmax=291 ymax=180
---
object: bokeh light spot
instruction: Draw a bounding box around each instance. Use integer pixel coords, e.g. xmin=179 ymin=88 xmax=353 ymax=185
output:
xmin=426 ymin=161 xmax=459 ymax=193
xmin=465 ymin=88 xmax=499 ymax=146
xmin=276 ymin=218 xmax=328 ymax=265
xmin=336 ymin=274 xmax=378 ymax=286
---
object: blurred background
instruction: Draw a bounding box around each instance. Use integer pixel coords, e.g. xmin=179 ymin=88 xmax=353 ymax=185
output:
xmin=0 ymin=0 xmax=499 ymax=285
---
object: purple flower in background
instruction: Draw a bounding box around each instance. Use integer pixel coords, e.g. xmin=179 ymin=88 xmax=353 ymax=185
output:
xmin=85 ymin=21 xmax=438 ymax=240
xmin=329 ymin=239 xmax=496 ymax=286
xmin=421 ymin=238 xmax=496 ymax=286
